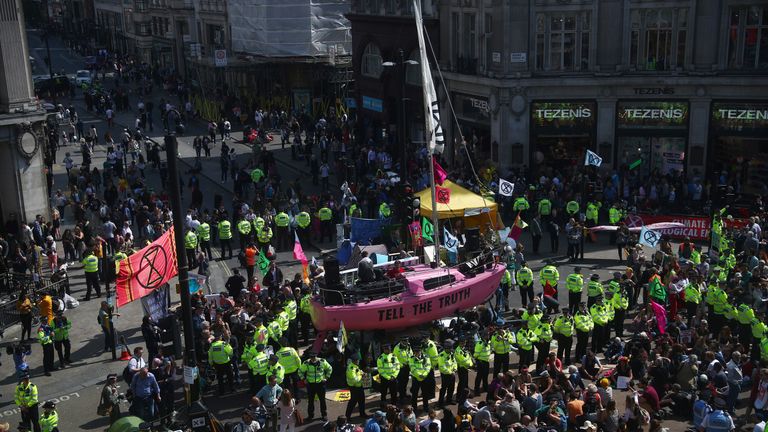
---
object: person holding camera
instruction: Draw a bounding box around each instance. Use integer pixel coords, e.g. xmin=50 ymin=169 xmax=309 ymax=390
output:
xmin=98 ymin=373 xmax=122 ymax=425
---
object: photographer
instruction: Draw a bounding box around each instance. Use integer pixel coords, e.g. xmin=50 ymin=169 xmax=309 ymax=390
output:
xmin=98 ymin=373 xmax=122 ymax=425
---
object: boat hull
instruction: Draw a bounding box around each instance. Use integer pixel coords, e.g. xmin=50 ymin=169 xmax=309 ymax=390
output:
xmin=309 ymin=264 xmax=505 ymax=332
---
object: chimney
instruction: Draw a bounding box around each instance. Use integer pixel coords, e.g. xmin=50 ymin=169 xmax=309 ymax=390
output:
xmin=0 ymin=0 xmax=36 ymax=113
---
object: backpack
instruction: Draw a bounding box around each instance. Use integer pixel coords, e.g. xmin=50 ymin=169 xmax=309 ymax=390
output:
xmin=122 ymin=364 xmax=133 ymax=384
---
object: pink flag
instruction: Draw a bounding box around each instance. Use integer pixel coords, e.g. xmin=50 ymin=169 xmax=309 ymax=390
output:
xmin=293 ymin=232 xmax=308 ymax=265
xmin=433 ymin=158 xmax=447 ymax=185
xmin=650 ymin=300 xmax=667 ymax=335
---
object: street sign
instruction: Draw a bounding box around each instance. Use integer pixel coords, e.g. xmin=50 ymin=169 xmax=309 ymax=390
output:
xmin=214 ymin=49 xmax=227 ymax=67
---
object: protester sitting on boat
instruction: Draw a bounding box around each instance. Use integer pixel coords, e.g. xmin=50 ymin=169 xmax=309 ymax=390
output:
xmin=358 ymin=252 xmax=375 ymax=283
xmin=386 ymin=261 xmax=407 ymax=279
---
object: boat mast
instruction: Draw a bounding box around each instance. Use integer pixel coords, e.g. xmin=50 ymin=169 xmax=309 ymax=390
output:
xmin=414 ymin=0 xmax=442 ymax=267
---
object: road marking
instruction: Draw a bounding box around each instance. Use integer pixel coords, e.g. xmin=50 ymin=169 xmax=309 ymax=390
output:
xmin=0 ymin=392 xmax=80 ymax=418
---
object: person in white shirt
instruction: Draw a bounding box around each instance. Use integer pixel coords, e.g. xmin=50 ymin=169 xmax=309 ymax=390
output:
xmin=419 ymin=410 xmax=441 ymax=432
xmin=128 ymin=347 xmax=147 ymax=374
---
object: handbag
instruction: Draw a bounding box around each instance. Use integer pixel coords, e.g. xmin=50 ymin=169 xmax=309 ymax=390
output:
xmin=97 ymin=403 xmax=112 ymax=417
xmin=293 ymin=407 xmax=304 ymax=426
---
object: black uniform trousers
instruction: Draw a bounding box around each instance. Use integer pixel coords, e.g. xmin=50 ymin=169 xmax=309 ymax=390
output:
xmin=592 ymin=324 xmax=607 ymax=353
xmin=219 ymin=238 xmax=233 ymax=259
xmin=614 ymin=310 xmax=626 ymax=338
xmin=42 ymin=342 xmax=55 ymax=373
xmin=575 ymin=330 xmax=590 ymax=363
xmin=345 ymin=386 xmax=366 ymax=419
xmin=397 ymin=366 xmax=410 ymax=400
xmin=200 ymin=240 xmax=212 ymax=261
xmin=474 ymin=360 xmax=489 ymax=394
xmin=535 ymin=341 xmax=551 ymax=371
xmin=85 ymin=271 xmax=101 ymax=300
xmin=520 ymin=283 xmax=535 ymax=308
xmin=457 ymin=367 xmax=469 ymax=396
xmin=54 ymin=338 xmax=71 ymax=366
xmin=438 ymin=372 xmax=456 ymax=403
xmin=379 ymin=376 xmax=398 ymax=405
xmin=519 ymin=348 xmax=534 ymax=369
xmin=569 ymin=291 xmax=582 ymax=314
xmin=410 ymin=374 xmax=434 ymax=412
xmin=556 ymin=334 xmax=573 ymax=364
xmin=493 ymin=351 xmax=509 ymax=376
xmin=306 ymin=381 xmax=327 ymax=417
xmin=214 ymin=362 xmax=234 ymax=394
xmin=20 ymin=403 xmax=40 ymax=432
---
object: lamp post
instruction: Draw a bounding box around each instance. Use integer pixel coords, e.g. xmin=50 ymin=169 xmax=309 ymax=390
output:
xmin=383 ymin=49 xmax=418 ymax=184
xmin=163 ymin=109 xmax=200 ymax=404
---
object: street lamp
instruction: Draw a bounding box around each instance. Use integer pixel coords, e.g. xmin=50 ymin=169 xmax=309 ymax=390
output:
xmin=383 ymin=49 xmax=418 ymax=183
xmin=162 ymin=109 xmax=200 ymax=405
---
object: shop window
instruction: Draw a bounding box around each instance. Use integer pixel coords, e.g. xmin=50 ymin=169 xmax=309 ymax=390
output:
xmin=361 ymin=43 xmax=383 ymax=78
xmin=534 ymin=11 xmax=591 ymax=72
xmin=452 ymin=12 xmax=460 ymax=68
xmin=689 ymin=146 xmax=704 ymax=166
xmin=727 ymin=6 xmax=768 ymax=69
xmin=511 ymin=143 xmax=524 ymax=164
xmin=617 ymin=137 xmax=686 ymax=176
xmin=599 ymin=142 xmax=613 ymax=165
xmin=628 ymin=7 xmax=688 ymax=71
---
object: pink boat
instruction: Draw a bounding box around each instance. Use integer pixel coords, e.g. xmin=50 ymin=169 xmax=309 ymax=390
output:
xmin=309 ymin=258 xmax=505 ymax=332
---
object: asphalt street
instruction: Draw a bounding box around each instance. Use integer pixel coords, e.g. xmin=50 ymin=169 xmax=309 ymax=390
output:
xmin=1 ymin=29 xmax=740 ymax=432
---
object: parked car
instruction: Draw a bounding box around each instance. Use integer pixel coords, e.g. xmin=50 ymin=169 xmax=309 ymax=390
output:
xmin=75 ymin=70 xmax=92 ymax=86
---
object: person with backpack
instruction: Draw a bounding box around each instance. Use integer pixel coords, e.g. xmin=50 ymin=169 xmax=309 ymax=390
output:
xmin=124 ymin=347 xmax=146 ymax=385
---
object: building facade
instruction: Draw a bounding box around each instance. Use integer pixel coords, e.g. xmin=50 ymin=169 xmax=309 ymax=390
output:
xmin=438 ymin=0 xmax=768 ymax=187
xmin=348 ymin=0 xmax=440 ymax=146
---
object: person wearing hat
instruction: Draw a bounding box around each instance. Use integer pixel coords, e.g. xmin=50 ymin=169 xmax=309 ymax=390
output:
xmin=534 ymin=316 xmax=554 ymax=372
xmin=591 ymin=296 xmax=612 ymax=353
xmin=81 ymin=247 xmax=101 ymax=301
xmin=684 ymin=275 xmax=704 ymax=327
xmin=574 ymin=302 xmax=594 ymax=363
xmin=586 ymin=274 xmax=603 ymax=308
xmin=473 ymin=332 xmax=492 ymax=394
xmin=516 ymin=261 xmax=534 ymax=308
xmin=491 ymin=326 xmax=515 ymax=376
xmin=344 ymin=352 xmax=366 ymax=419
xmin=393 ymin=339 xmax=412 ymax=401
xmin=39 ymin=401 xmax=58 ymax=432
xmin=208 ymin=334 xmax=234 ymax=395
xmin=365 ymin=411 xmax=387 ymax=432
xmin=566 ymin=267 xmax=584 ymax=314
xmin=275 ymin=337 xmax=302 ymax=396
xmin=611 ymin=282 xmax=629 ymax=338
xmin=15 ymin=373 xmax=40 ymax=432
xmin=376 ymin=343 xmax=401 ymax=406
xmin=266 ymin=354 xmax=285 ymax=385
xmin=579 ymin=420 xmax=597 ymax=432
xmin=99 ymin=373 xmax=122 ymax=425
xmin=408 ymin=345 xmax=432 ymax=413
xmin=37 ymin=322 xmax=56 ymax=376
xmin=554 ymin=308 xmax=575 ymax=363
xmin=516 ymin=321 xmax=538 ymax=370
xmin=245 ymin=343 xmax=270 ymax=393
xmin=437 ymin=340 xmax=458 ymax=405
xmin=698 ymin=397 xmax=735 ymax=432
xmin=299 ymin=351 xmax=332 ymax=420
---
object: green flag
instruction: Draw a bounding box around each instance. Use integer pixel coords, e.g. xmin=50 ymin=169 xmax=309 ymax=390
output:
xmin=251 ymin=168 xmax=265 ymax=183
xmin=422 ymin=217 xmax=434 ymax=243
xmin=649 ymin=277 xmax=667 ymax=303
xmin=257 ymin=249 xmax=271 ymax=276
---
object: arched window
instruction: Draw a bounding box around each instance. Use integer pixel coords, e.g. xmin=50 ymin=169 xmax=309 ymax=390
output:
xmin=361 ymin=43 xmax=383 ymax=78
xmin=405 ymin=50 xmax=422 ymax=86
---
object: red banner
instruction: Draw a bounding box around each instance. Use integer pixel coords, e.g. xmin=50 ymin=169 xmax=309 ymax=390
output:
xmin=626 ymin=213 xmax=749 ymax=241
xmin=116 ymin=230 xmax=178 ymax=307
xmin=436 ymin=186 xmax=451 ymax=204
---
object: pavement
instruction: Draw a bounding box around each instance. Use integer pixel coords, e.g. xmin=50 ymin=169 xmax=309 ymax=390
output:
xmin=2 ymin=30 xmax=750 ymax=432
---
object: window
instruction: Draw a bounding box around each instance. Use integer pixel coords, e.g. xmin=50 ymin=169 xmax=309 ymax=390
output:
xmin=361 ymin=43 xmax=383 ymax=78
xmin=534 ymin=12 xmax=591 ymax=72
xmin=484 ymin=14 xmax=493 ymax=68
xmin=628 ymin=8 xmax=688 ymax=71
xmin=207 ymin=24 xmax=224 ymax=46
xmin=452 ymin=12 xmax=460 ymax=67
xmin=727 ymin=6 xmax=768 ymax=69
xmin=405 ymin=50 xmax=422 ymax=86
xmin=462 ymin=13 xmax=476 ymax=59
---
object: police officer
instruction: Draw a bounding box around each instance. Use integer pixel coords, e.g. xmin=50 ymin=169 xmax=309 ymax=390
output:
xmin=245 ymin=343 xmax=269 ymax=394
xmin=81 ymin=248 xmax=101 ymax=301
xmin=537 ymin=197 xmax=552 ymax=224
xmin=295 ymin=210 xmax=311 ymax=247
xmin=498 ymin=267 xmax=512 ymax=312
xmin=378 ymin=202 xmax=391 ymax=219
xmin=587 ymin=274 xmax=603 ymax=307
xmin=611 ymin=286 xmax=629 ymax=338
xmin=574 ymin=302 xmax=594 ymax=363
xmin=267 ymin=354 xmax=285 ymax=385
xmin=299 ymin=351 xmax=332 ymax=420
xmin=318 ymin=205 xmax=334 ymax=243
xmin=257 ymin=225 xmax=273 ymax=251
xmin=473 ymin=331 xmax=491 ymax=394
xmin=737 ymin=303 xmax=756 ymax=352
xmin=585 ymin=200 xmax=601 ymax=228
xmin=274 ymin=210 xmax=291 ymax=251
xmin=38 ymin=323 xmax=55 ymax=376
xmin=608 ymin=202 xmax=622 ymax=244
xmin=516 ymin=321 xmax=537 ymax=370
xmin=516 ymin=261 xmax=534 ymax=308
xmin=40 ymin=400 xmax=58 ymax=432
xmin=208 ymin=334 xmax=234 ymax=394
xmin=491 ymin=326 xmax=515 ymax=375
xmin=699 ymin=398 xmax=735 ymax=432
xmin=345 ymin=352 xmax=366 ymax=419
xmin=52 ymin=314 xmax=72 ymax=369
xmin=275 ymin=337 xmax=302 ymax=397
xmin=394 ymin=339 xmax=412 ymax=400
xmin=437 ymin=339 xmax=458 ymax=405
xmin=376 ymin=344 xmax=400 ymax=406
xmin=534 ymin=315 xmax=553 ymax=372
xmin=15 ymin=373 xmax=40 ymax=432
xmin=554 ymin=308 xmax=575 ymax=362
xmin=513 ymin=195 xmax=530 ymax=221
xmin=237 ymin=217 xmax=253 ymax=251
xmin=566 ymin=267 xmax=584 ymax=314
xmin=684 ymin=278 xmax=703 ymax=325
xmin=408 ymin=345 xmax=432 ymax=413
xmin=298 ymin=288 xmax=313 ymax=345
xmin=539 ymin=264 xmax=560 ymax=296
xmin=590 ymin=297 xmax=610 ymax=353
xmin=455 ymin=339 xmax=474 ymax=397
xmin=566 ymin=200 xmax=579 ymax=218
xmin=196 ymin=217 xmax=213 ymax=260
xmin=218 ymin=214 xmax=233 ymax=259
xmin=184 ymin=228 xmax=198 ymax=268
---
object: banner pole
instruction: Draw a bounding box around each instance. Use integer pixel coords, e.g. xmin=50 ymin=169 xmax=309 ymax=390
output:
xmin=165 ymin=128 xmax=200 ymax=404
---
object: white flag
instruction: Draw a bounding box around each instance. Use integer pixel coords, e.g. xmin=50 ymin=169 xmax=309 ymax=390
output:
xmin=639 ymin=226 xmax=662 ymax=248
xmin=498 ymin=178 xmax=515 ymax=197
xmin=414 ymin=0 xmax=445 ymax=155
xmin=585 ymin=149 xmax=603 ymax=167
xmin=444 ymin=227 xmax=459 ymax=253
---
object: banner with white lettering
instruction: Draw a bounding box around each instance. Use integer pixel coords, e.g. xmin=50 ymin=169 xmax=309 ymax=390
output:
xmin=625 ymin=214 xmax=750 ymax=241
